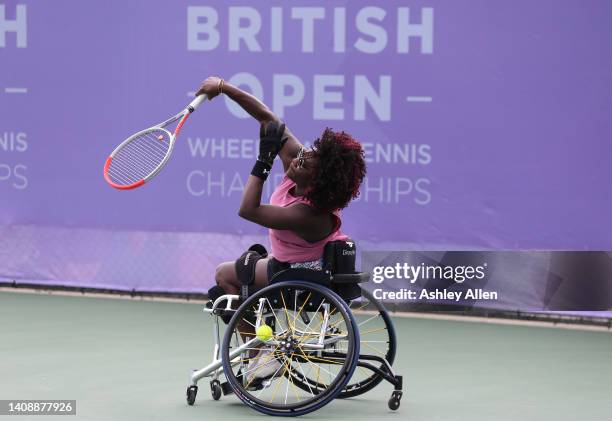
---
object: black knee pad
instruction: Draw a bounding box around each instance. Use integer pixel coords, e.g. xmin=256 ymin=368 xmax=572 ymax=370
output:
xmin=235 ymin=244 xmax=267 ymax=299
xmin=248 ymin=243 xmax=268 ymax=258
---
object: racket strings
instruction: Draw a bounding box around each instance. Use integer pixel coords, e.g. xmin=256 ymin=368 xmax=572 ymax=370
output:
xmin=108 ymin=129 xmax=171 ymax=186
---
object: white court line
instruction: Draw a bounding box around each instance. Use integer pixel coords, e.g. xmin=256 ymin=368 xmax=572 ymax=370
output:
xmin=5 ymin=87 xmax=28 ymax=94
xmin=406 ymin=96 xmax=432 ymax=102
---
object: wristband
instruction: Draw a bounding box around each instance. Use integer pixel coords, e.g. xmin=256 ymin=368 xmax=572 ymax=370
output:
xmin=251 ymin=160 xmax=272 ymax=181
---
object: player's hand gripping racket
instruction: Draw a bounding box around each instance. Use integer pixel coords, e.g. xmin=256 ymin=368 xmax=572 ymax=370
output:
xmin=103 ymin=94 xmax=207 ymax=190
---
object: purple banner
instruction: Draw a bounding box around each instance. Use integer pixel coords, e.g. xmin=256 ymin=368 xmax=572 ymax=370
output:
xmin=1 ymin=1 xmax=611 ymax=295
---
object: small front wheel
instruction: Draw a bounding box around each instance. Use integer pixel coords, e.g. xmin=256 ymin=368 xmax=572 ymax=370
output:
xmin=210 ymin=380 xmax=222 ymax=401
xmin=186 ymin=385 xmax=198 ymax=406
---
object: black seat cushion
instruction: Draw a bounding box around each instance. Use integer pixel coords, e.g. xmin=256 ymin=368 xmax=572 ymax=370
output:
xmin=270 ymin=267 xmax=361 ymax=302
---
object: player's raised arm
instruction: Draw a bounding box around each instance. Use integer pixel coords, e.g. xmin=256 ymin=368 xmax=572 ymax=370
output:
xmin=196 ymin=76 xmax=275 ymax=124
xmin=196 ymin=76 xmax=303 ymax=172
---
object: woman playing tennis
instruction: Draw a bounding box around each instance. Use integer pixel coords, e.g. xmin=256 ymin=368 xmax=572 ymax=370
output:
xmin=196 ymin=76 xmax=366 ymax=380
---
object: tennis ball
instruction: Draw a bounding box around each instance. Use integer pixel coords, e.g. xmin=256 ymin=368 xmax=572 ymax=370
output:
xmin=256 ymin=324 xmax=274 ymax=342
xmin=157 ymin=135 xmax=164 ymax=141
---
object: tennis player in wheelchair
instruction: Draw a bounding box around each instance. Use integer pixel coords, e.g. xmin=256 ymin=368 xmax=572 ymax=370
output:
xmin=186 ymin=77 xmax=402 ymax=416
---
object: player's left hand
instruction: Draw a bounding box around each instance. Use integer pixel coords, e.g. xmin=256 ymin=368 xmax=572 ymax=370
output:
xmin=258 ymin=121 xmax=286 ymax=165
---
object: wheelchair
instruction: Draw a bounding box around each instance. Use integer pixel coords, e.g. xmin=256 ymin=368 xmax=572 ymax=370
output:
xmin=186 ymin=240 xmax=403 ymax=416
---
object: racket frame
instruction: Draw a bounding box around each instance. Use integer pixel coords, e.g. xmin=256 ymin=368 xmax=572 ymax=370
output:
xmin=104 ymin=95 xmax=207 ymax=190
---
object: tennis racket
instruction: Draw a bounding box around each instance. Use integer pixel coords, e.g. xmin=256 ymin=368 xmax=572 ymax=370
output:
xmin=103 ymin=94 xmax=207 ymax=190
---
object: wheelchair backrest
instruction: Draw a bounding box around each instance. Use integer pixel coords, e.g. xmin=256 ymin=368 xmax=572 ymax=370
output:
xmin=323 ymin=239 xmax=357 ymax=275
xmin=323 ymin=239 xmax=362 ymax=302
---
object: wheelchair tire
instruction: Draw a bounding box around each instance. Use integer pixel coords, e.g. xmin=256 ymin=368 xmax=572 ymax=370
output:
xmin=339 ymin=286 xmax=397 ymax=398
xmin=221 ymin=281 xmax=360 ymax=417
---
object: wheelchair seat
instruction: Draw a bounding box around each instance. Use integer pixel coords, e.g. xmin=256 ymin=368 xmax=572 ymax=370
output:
xmin=269 ymin=238 xmax=368 ymax=301
xmin=270 ymin=268 xmax=369 ymax=285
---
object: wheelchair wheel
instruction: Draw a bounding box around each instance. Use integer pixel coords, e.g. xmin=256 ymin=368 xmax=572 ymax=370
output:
xmin=286 ymin=286 xmax=397 ymax=399
xmin=340 ymin=286 xmax=396 ymax=398
xmin=221 ymin=281 xmax=360 ymax=417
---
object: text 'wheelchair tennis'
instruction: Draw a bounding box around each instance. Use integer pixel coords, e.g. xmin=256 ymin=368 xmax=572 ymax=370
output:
xmin=186 ymin=240 xmax=403 ymax=416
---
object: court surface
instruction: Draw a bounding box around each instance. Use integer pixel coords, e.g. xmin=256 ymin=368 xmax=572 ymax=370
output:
xmin=1 ymin=291 xmax=610 ymax=421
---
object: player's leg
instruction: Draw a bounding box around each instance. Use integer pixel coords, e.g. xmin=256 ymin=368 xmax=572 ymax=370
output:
xmin=213 ymin=256 xmax=271 ymax=295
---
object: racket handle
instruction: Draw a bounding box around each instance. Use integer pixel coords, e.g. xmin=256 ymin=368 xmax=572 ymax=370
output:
xmin=188 ymin=94 xmax=208 ymax=112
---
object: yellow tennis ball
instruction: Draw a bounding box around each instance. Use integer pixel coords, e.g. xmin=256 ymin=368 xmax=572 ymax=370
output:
xmin=256 ymin=324 xmax=274 ymax=342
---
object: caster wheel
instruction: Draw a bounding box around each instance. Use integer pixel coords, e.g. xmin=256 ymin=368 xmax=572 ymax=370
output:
xmin=186 ymin=385 xmax=198 ymax=406
xmin=210 ymin=380 xmax=222 ymax=401
xmin=388 ymin=391 xmax=402 ymax=411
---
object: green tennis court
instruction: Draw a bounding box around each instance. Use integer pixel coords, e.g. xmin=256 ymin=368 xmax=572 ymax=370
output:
xmin=1 ymin=290 xmax=610 ymax=420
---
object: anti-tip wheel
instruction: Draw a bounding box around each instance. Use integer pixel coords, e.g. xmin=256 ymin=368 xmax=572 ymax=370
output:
xmin=388 ymin=391 xmax=402 ymax=411
xmin=186 ymin=385 xmax=198 ymax=406
xmin=210 ymin=380 xmax=222 ymax=401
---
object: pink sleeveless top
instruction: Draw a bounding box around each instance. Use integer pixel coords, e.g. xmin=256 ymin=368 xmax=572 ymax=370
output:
xmin=269 ymin=174 xmax=348 ymax=263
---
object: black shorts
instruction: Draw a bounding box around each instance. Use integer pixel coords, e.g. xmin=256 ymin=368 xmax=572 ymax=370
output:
xmin=267 ymin=257 xmax=291 ymax=282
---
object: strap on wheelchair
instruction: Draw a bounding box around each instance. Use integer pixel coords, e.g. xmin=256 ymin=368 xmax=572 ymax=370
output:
xmin=235 ymin=244 xmax=267 ymax=300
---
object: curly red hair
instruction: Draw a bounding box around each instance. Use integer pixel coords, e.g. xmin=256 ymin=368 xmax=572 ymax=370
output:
xmin=305 ymin=128 xmax=366 ymax=212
